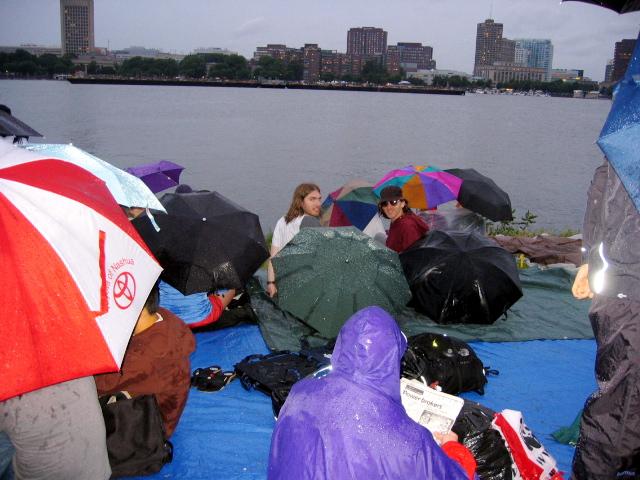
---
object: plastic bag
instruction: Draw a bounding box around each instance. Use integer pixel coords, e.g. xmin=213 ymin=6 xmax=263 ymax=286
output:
xmin=453 ymin=400 xmax=513 ymax=480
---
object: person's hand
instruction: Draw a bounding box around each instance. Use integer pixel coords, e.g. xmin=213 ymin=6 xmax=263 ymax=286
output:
xmin=434 ymin=431 xmax=459 ymax=445
xmin=266 ymin=282 xmax=277 ymax=298
xmin=572 ymin=263 xmax=593 ymax=300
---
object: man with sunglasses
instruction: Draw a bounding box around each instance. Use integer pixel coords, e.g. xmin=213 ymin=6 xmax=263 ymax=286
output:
xmin=378 ymin=186 xmax=429 ymax=252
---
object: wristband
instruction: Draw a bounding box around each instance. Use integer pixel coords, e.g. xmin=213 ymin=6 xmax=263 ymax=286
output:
xmin=267 ymin=281 xmax=276 ymax=285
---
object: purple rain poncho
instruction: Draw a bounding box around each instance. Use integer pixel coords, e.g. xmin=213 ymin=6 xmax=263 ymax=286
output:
xmin=268 ymin=306 xmax=469 ymax=480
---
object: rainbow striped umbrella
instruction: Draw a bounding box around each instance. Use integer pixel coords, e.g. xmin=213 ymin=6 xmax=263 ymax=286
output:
xmin=373 ymin=165 xmax=462 ymax=210
xmin=320 ymin=179 xmax=381 ymax=233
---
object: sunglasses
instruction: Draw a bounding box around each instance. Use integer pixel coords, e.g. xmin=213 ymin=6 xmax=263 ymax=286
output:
xmin=380 ymin=199 xmax=401 ymax=207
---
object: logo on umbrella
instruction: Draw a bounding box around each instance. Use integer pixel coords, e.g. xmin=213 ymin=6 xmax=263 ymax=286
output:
xmin=113 ymin=271 xmax=136 ymax=309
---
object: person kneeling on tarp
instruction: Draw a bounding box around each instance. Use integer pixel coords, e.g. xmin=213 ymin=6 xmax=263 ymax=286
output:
xmin=268 ymin=306 xmax=476 ymax=480
xmin=95 ymin=282 xmax=195 ymax=437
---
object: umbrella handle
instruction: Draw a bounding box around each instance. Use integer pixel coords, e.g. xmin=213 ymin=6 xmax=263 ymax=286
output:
xmin=146 ymin=208 xmax=161 ymax=232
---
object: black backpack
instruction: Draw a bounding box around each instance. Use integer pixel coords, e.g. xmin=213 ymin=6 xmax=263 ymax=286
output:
xmin=234 ymin=350 xmax=330 ymax=417
xmin=401 ymin=333 xmax=492 ymax=395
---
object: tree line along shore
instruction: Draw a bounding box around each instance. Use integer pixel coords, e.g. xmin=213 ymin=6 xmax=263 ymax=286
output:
xmin=1 ymin=49 xmax=607 ymax=96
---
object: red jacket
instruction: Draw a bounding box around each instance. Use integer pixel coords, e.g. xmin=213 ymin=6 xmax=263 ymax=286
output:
xmin=386 ymin=212 xmax=429 ymax=252
xmin=442 ymin=441 xmax=477 ymax=480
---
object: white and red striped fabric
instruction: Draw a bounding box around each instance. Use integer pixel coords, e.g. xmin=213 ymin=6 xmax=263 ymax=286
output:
xmin=0 ymin=139 xmax=162 ymax=401
xmin=492 ymin=409 xmax=564 ymax=480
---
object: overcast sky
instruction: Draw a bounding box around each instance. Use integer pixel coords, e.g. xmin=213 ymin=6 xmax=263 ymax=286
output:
xmin=1 ymin=0 xmax=638 ymax=81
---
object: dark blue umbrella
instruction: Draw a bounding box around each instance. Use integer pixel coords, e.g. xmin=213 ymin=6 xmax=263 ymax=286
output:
xmin=597 ymin=31 xmax=640 ymax=213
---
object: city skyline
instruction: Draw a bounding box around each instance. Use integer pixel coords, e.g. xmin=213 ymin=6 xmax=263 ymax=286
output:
xmin=1 ymin=0 xmax=638 ymax=81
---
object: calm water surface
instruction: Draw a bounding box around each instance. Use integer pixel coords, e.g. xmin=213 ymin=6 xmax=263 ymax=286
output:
xmin=0 ymin=80 xmax=610 ymax=232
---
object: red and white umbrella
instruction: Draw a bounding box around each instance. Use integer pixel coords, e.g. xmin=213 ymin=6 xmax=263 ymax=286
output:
xmin=0 ymin=139 xmax=162 ymax=401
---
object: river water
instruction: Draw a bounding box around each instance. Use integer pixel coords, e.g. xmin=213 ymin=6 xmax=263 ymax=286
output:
xmin=0 ymin=79 xmax=610 ymax=232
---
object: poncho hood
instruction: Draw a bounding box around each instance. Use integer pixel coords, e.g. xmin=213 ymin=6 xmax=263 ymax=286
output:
xmin=331 ymin=306 xmax=406 ymax=402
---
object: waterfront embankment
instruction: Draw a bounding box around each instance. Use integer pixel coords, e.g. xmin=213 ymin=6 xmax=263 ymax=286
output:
xmin=66 ymin=77 xmax=466 ymax=95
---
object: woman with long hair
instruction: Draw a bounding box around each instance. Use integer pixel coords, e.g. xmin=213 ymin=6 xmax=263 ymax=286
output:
xmin=267 ymin=183 xmax=322 ymax=297
xmin=378 ymin=186 xmax=429 ymax=253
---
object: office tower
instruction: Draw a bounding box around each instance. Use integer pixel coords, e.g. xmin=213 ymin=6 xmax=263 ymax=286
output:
xmin=498 ymin=38 xmax=516 ymax=63
xmin=386 ymin=43 xmax=435 ymax=74
xmin=514 ymin=46 xmax=530 ymax=66
xmin=60 ymin=0 xmax=94 ymax=56
xmin=604 ymin=59 xmax=614 ymax=83
xmin=613 ymin=39 xmax=636 ymax=82
xmin=347 ymin=27 xmax=388 ymax=56
xmin=474 ymin=19 xmax=503 ymax=76
xmin=398 ymin=43 xmax=435 ymax=69
xmin=303 ymin=44 xmax=321 ymax=82
xmin=514 ymin=39 xmax=554 ymax=82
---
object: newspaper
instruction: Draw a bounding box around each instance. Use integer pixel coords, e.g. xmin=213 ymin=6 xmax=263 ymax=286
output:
xmin=400 ymin=378 xmax=464 ymax=440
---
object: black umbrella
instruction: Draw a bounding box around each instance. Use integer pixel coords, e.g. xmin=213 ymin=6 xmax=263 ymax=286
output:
xmin=0 ymin=105 xmax=42 ymax=139
xmin=445 ymin=168 xmax=513 ymax=222
xmin=561 ymin=0 xmax=640 ymax=13
xmin=133 ymin=191 xmax=269 ymax=294
xmin=400 ymin=230 xmax=523 ymax=325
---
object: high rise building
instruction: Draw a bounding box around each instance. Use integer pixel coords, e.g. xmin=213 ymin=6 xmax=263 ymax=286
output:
xmin=513 ymin=39 xmax=554 ymax=81
xmin=386 ymin=42 xmax=435 ymax=74
xmin=612 ymin=39 xmax=636 ymax=82
xmin=473 ymin=19 xmax=503 ymax=76
xmin=514 ymin=46 xmax=530 ymax=66
xmin=60 ymin=0 xmax=94 ymax=56
xmin=302 ymin=44 xmax=321 ymax=82
xmin=604 ymin=59 xmax=614 ymax=83
xmin=347 ymin=27 xmax=387 ymax=56
xmin=498 ymin=38 xmax=516 ymax=63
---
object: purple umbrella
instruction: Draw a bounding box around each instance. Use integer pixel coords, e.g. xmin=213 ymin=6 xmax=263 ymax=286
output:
xmin=126 ymin=160 xmax=185 ymax=193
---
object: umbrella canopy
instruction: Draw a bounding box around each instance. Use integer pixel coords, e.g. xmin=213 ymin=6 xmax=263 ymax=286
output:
xmin=373 ymin=165 xmax=463 ymax=210
xmin=272 ymin=227 xmax=411 ymax=338
xmin=320 ymin=179 xmax=386 ymax=238
xmin=561 ymin=0 xmax=640 ymax=13
xmin=0 ymin=105 xmax=42 ymax=139
xmin=445 ymin=168 xmax=513 ymax=221
xmin=133 ymin=190 xmax=269 ymax=294
xmin=597 ymin=32 xmax=640 ymax=213
xmin=0 ymin=138 xmax=162 ymax=401
xmin=22 ymin=143 xmax=166 ymax=212
xmin=400 ymin=230 xmax=523 ymax=325
xmin=126 ymin=160 xmax=185 ymax=193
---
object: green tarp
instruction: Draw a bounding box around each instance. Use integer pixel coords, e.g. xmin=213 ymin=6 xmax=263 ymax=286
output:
xmin=249 ymin=265 xmax=593 ymax=352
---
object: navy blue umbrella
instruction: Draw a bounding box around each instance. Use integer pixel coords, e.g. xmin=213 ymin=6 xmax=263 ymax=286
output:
xmin=597 ymin=31 xmax=640 ymax=213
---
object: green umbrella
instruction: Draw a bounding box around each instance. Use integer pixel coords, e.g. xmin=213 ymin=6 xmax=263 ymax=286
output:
xmin=272 ymin=227 xmax=411 ymax=338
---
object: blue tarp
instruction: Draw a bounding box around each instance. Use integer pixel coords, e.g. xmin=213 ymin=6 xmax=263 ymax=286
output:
xmin=132 ymin=324 xmax=597 ymax=479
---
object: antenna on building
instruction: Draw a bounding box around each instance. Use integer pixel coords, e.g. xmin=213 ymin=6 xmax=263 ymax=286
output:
xmin=489 ymin=1 xmax=493 ymax=20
